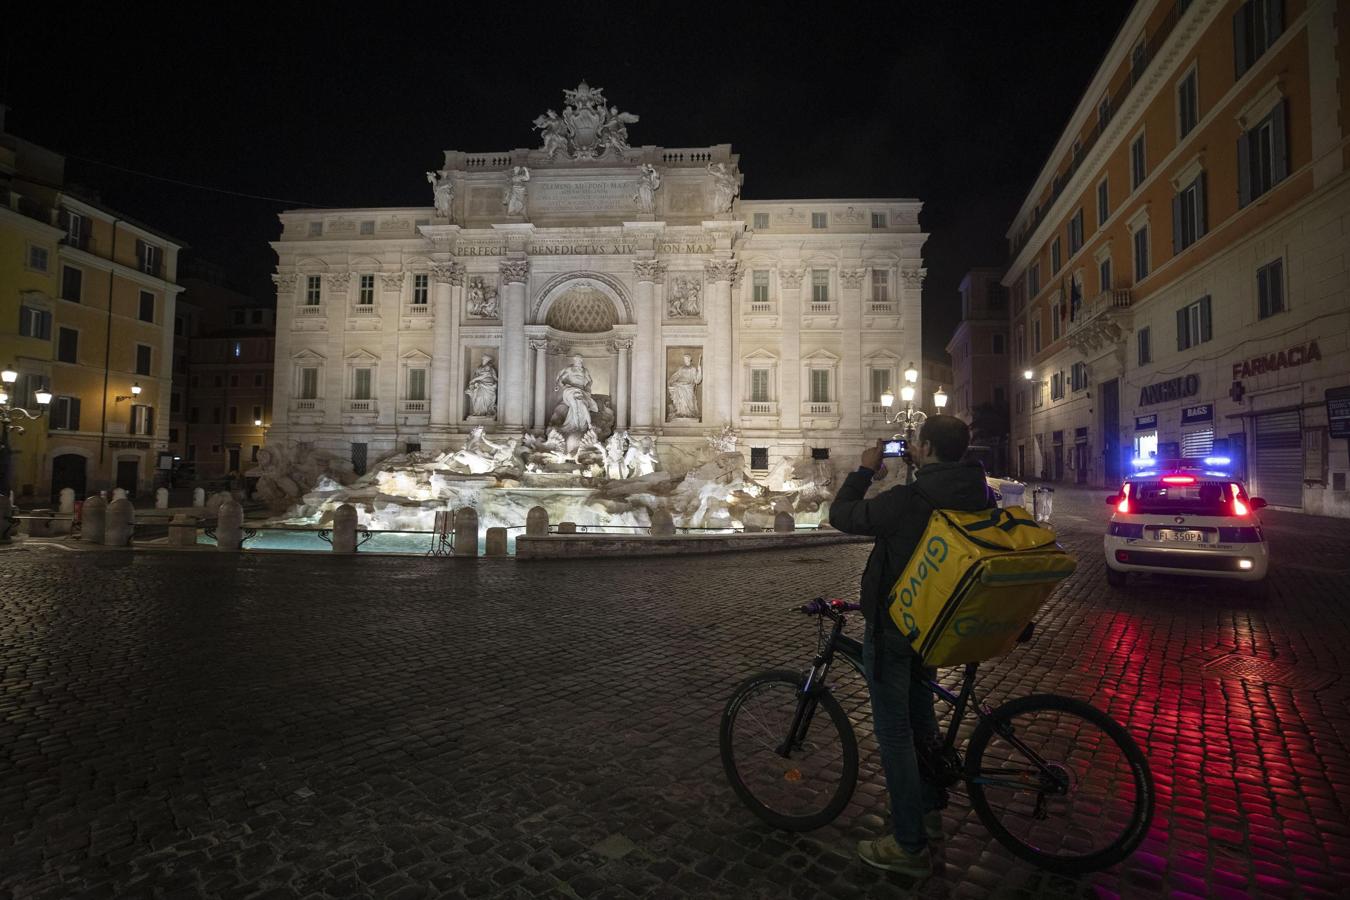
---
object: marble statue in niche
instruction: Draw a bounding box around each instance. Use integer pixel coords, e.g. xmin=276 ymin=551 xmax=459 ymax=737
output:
xmin=551 ymin=355 xmax=599 ymax=453
xmin=667 ymin=277 xmax=702 ymax=318
xmin=633 ymin=164 xmax=661 ymax=213
xmin=426 ymin=170 xmax=454 ymax=219
xmin=465 ymin=355 xmax=498 ymax=417
xmin=668 ymin=353 xmax=703 ymax=420
xmin=503 ymin=166 xmax=530 ymax=217
xmin=466 ymin=277 xmax=499 ymax=318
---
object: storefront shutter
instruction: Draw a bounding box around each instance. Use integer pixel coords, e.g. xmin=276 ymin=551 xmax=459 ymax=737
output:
xmin=1181 ymin=428 xmax=1214 ymax=458
xmin=1253 ymin=410 xmax=1303 ymax=507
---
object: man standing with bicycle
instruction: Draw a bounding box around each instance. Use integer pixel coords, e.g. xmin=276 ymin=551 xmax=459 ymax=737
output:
xmin=829 ymin=415 xmax=995 ymax=876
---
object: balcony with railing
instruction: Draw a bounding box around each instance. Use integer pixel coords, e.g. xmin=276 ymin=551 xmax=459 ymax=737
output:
xmin=801 ymin=402 xmax=840 ymax=427
xmin=296 ymin=305 xmax=325 ymax=317
xmin=344 ymin=399 xmax=377 ymax=414
xmin=863 ymin=402 xmax=892 ymax=419
xmin=740 ymin=401 xmax=778 ymax=419
xmin=400 ymin=399 xmax=429 ymax=414
xmin=290 ymin=398 xmax=321 ymax=414
xmin=403 ymin=302 xmax=432 ymax=318
xmin=350 ymin=304 xmax=379 ymax=316
xmin=1067 ymin=289 xmax=1134 ymax=355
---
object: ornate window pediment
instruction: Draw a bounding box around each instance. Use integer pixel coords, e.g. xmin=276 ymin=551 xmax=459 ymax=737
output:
xmin=400 ymin=348 xmax=433 ymax=363
xmin=292 ymin=348 xmax=326 ymax=362
xmin=345 ymin=348 xmax=380 ymax=363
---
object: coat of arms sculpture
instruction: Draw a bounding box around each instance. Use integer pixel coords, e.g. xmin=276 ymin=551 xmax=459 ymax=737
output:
xmin=533 ymin=81 xmax=640 ymax=161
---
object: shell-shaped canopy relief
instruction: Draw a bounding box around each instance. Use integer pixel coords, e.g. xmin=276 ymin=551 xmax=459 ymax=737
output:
xmin=546 ymin=287 xmax=618 ymax=333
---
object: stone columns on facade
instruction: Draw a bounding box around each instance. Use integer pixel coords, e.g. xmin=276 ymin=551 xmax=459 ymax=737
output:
xmin=530 ymin=338 xmax=550 ymax=430
xmin=270 ymin=273 xmax=297 ymax=430
xmin=430 ymin=263 xmax=459 ymax=428
xmin=779 ymin=267 xmax=804 ymax=430
xmin=632 ymin=259 xmax=664 ymax=429
xmin=705 ymin=259 xmax=738 ymax=425
xmin=839 ymin=267 xmax=866 ymax=432
xmin=324 ymin=271 xmax=352 ymax=422
xmin=499 ymin=259 xmax=530 ymax=428
xmin=611 ymin=337 xmax=632 ymax=430
xmin=378 ymin=272 xmax=404 ymax=428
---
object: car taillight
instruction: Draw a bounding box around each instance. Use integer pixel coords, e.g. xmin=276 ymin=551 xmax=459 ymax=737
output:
xmin=1116 ymin=483 xmax=1131 ymax=514
xmin=1162 ymin=475 xmax=1195 ymax=484
xmin=1231 ymin=483 xmax=1249 ymax=516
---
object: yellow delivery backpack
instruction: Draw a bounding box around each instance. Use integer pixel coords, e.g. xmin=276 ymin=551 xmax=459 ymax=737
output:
xmin=886 ymin=502 xmax=1076 ymax=667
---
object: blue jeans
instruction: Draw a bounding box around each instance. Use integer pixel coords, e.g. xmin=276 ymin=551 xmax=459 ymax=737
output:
xmin=862 ymin=620 xmax=942 ymax=852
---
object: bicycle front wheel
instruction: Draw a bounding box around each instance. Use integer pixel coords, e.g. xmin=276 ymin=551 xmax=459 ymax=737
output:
xmin=965 ymin=693 xmax=1154 ymax=874
xmin=719 ymin=669 xmax=858 ymax=831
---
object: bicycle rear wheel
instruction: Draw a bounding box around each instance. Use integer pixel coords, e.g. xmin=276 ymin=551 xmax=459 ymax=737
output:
xmin=719 ymin=669 xmax=858 ymax=831
xmin=965 ymin=693 xmax=1153 ymax=874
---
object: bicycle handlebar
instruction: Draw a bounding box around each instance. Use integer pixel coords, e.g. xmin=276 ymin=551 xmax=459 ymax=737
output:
xmin=796 ymin=597 xmax=862 ymax=617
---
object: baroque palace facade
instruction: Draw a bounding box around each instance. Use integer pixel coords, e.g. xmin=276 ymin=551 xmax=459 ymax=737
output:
xmin=269 ymin=84 xmax=925 ymax=476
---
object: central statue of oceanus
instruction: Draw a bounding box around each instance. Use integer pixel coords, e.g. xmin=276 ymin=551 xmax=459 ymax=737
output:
xmin=533 ymin=81 xmax=639 ymax=160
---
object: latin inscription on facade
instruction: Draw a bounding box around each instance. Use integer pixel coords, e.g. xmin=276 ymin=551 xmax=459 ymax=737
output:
xmin=532 ymin=179 xmax=635 ymax=214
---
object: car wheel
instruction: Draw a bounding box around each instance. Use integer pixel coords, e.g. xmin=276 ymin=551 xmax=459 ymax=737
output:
xmin=1106 ymin=567 xmax=1127 ymax=588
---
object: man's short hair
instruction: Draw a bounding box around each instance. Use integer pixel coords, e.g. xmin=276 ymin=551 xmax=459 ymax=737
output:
xmin=919 ymin=415 xmax=970 ymax=462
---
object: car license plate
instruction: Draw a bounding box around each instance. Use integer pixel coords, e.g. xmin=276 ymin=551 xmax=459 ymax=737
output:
xmin=1157 ymin=529 xmax=1205 ymax=543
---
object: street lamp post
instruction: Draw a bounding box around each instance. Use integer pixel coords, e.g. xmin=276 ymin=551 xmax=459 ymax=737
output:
xmin=878 ymin=361 xmax=948 ymax=483
xmin=1022 ymin=369 xmax=1041 ymax=480
xmin=0 ymin=364 xmax=53 ymax=500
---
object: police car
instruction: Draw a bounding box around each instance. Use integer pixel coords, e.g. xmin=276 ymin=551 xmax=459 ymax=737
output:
xmin=1103 ymin=457 xmax=1271 ymax=597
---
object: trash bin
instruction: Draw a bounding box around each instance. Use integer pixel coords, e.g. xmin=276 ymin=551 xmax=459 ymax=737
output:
xmin=999 ymin=483 xmax=1026 ymax=510
xmin=1032 ymin=486 xmax=1054 ymax=522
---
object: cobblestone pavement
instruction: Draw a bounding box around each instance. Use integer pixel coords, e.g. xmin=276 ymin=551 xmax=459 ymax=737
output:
xmin=2 ymin=491 xmax=1349 ymax=899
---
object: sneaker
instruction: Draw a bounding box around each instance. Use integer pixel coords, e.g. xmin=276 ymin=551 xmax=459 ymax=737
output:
xmin=856 ymin=834 xmax=932 ymax=877
xmin=924 ymin=811 xmax=945 ymax=842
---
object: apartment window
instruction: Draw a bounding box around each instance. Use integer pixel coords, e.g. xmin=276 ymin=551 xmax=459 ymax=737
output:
xmin=750 ymin=369 xmax=771 ymax=403
xmin=138 ymin=291 xmax=155 ymax=323
xmin=1257 ymin=258 xmax=1284 ymax=318
xmin=1016 ymin=324 xmax=1026 ymax=363
xmin=1097 ymin=178 xmax=1110 ymax=226
xmin=1130 ymin=134 xmax=1147 ymax=190
xmin=811 ymin=269 xmax=829 ymax=304
xmin=1099 ymin=256 xmax=1112 ymax=292
xmin=299 ymin=367 xmax=319 ymax=399
xmin=811 ymin=212 xmax=827 ymax=229
xmin=413 ymin=273 xmax=429 ymax=304
xmin=871 ymin=269 xmax=890 ymax=304
xmin=360 ymin=220 xmax=375 ymax=235
xmin=869 ymin=368 xmax=891 ymax=403
xmin=752 ymin=213 xmax=769 ymax=229
xmin=1234 ymin=0 xmax=1284 ymax=78
xmin=1068 ymin=209 xmax=1084 ymax=255
xmin=809 ymin=369 xmax=831 ymax=403
xmin=19 ymin=305 xmax=51 ymax=340
xmin=752 ymin=270 xmax=770 ymax=303
xmin=1027 ymin=263 xmax=1041 ymax=297
xmin=750 ymin=447 xmax=769 ymax=471
xmin=1239 ymin=100 xmax=1288 ymax=207
xmin=57 ymin=327 xmax=78 ymax=363
xmin=28 ymin=245 xmax=49 ymax=272
xmin=137 ymin=240 xmax=162 ymax=276
xmin=1176 ymin=295 xmax=1213 ymax=350
xmin=992 ymin=333 xmax=1006 ymax=354
xmin=1138 ymin=327 xmax=1152 ymax=365
xmin=228 ymin=406 xmax=239 ymax=424
xmin=1071 ymin=362 xmax=1089 ymax=392
xmin=1033 ymin=382 xmax=1044 ymax=408
xmin=358 ymin=274 xmax=375 ymax=304
xmin=308 ymin=221 xmax=323 ymax=236
xmin=131 ymin=404 xmax=154 ymax=436
xmin=305 ymin=275 xmax=321 ymax=305
xmin=1051 ymin=297 xmax=1062 ymax=341
xmin=254 ymin=373 xmax=265 ymax=387
xmin=871 ymin=212 xmax=887 ymax=228
xmin=1032 ymin=319 xmax=1042 ymax=353
xmin=1133 ymin=225 xmax=1150 ymax=281
xmin=189 ymin=407 xmax=200 ymax=424
xmin=353 ymin=367 xmax=373 ymax=399
xmin=1130 ymin=39 xmax=1147 ymax=84
xmin=50 ymin=396 xmax=80 ymax=430
xmin=1050 ymin=371 xmax=1065 ymax=401
xmin=1051 ymin=237 xmax=1062 ymax=275
xmin=1173 ymin=174 xmax=1207 ymax=252
xmin=1097 ymin=96 xmax=1111 ymax=130
xmin=61 ymin=266 xmax=83 ymax=302
xmin=1177 ymin=67 xmax=1199 ymax=139
xmin=408 ymin=368 xmax=427 ymax=401
xmin=66 ymin=212 xmax=86 ymax=244
xmin=136 ymin=344 xmax=152 ymax=376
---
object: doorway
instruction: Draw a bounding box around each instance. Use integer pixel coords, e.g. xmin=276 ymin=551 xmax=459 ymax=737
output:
xmin=227 ymin=447 xmax=241 ymax=474
xmin=116 ymin=460 xmax=139 ymax=497
xmin=1100 ymin=378 xmax=1120 ymax=486
xmin=1075 ymin=442 xmax=1089 ymax=484
xmin=51 ymin=454 xmax=87 ymax=503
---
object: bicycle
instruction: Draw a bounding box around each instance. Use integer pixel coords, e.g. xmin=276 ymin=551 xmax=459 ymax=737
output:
xmin=719 ymin=598 xmax=1154 ymax=875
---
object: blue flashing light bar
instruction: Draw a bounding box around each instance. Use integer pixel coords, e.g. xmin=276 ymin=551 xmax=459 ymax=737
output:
xmin=1204 ymin=456 xmax=1231 ymax=467
xmin=1130 ymin=457 xmax=1152 ymax=467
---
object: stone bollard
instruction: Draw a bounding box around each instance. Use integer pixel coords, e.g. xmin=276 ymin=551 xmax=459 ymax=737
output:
xmin=651 ymin=509 xmax=675 ymax=536
xmin=82 ymin=496 xmax=108 ymax=543
xmin=453 ymin=507 xmax=479 ymax=558
xmin=105 ymin=498 xmax=135 ymax=546
xmin=155 ymin=487 xmax=169 ymax=509
xmin=112 ymin=488 xmax=127 ymax=501
xmin=485 ymin=527 xmax=508 ymax=556
xmin=526 ymin=506 xmax=549 ymax=537
xmin=192 ymin=487 xmax=205 ymax=508
xmin=0 ymin=495 xmax=13 ymax=544
xmin=168 ymin=514 xmax=199 ymax=547
xmin=205 ymin=491 xmax=231 ymax=517
xmin=774 ymin=512 xmax=795 ymax=533
xmin=332 ymin=503 xmax=358 ymax=553
xmin=59 ymin=488 xmax=75 ymax=515
xmin=216 ymin=498 xmax=243 ymax=551
xmin=558 ymin=521 xmax=577 ymax=534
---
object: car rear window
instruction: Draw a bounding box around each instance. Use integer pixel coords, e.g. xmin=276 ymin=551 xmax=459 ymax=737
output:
xmin=1132 ymin=480 xmax=1235 ymax=515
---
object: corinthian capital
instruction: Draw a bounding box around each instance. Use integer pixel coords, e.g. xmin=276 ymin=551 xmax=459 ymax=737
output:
xmin=327 ymin=271 xmax=351 ymax=291
xmin=499 ymin=259 xmax=529 ymax=284
xmin=900 ymin=267 xmax=927 ymax=288
xmin=839 ymin=268 xmax=867 ymax=290
xmin=528 ymin=338 xmax=551 ymax=352
xmin=704 ymin=259 xmax=738 ymax=283
xmin=431 ymin=262 xmax=465 ymax=285
xmin=778 ymin=267 xmax=805 ymax=290
xmin=633 ymin=258 xmax=666 ymax=282
xmin=609 ymin=337 xmax=634 ymax=352
xmin=272 ymin=273 xmax=298 ymax=292
xmin=380 ymin=272 xmax=405 ymax=290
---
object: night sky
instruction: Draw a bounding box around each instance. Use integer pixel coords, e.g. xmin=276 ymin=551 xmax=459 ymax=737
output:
xmin=5 ymin=2 xmax=1130 ymax=356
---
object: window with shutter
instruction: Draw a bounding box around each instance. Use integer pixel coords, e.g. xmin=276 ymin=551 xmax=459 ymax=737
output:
xmin=61 ymin=266 xmax=83 ymax=302
xmin=1257 ymin=259 xmax=1284 ymax=318
xmin=408 ymin=368 xmax=427 ymax=401
xmin=751 ymin=369 xmax=771 ymax=403
xmin=1133 ymin=226 xmax=1150 ymax=281
xmin=1137 ymin=327 xmax=1152 ymax=365
xmin=353 ymin=368 xmax=372 ymax=399
xmin=136 ymin=345 xmax=152 ymax=376
xmin=58 ymin=327 xmax=79 ymax=363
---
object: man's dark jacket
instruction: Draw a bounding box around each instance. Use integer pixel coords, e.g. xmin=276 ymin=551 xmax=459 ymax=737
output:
xmin=829 ymin=461 xmax=995 ymax=640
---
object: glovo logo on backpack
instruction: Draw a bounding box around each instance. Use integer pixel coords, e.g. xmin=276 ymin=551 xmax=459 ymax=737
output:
xmin=886 ymin=504 xmax=1076 ymax=667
